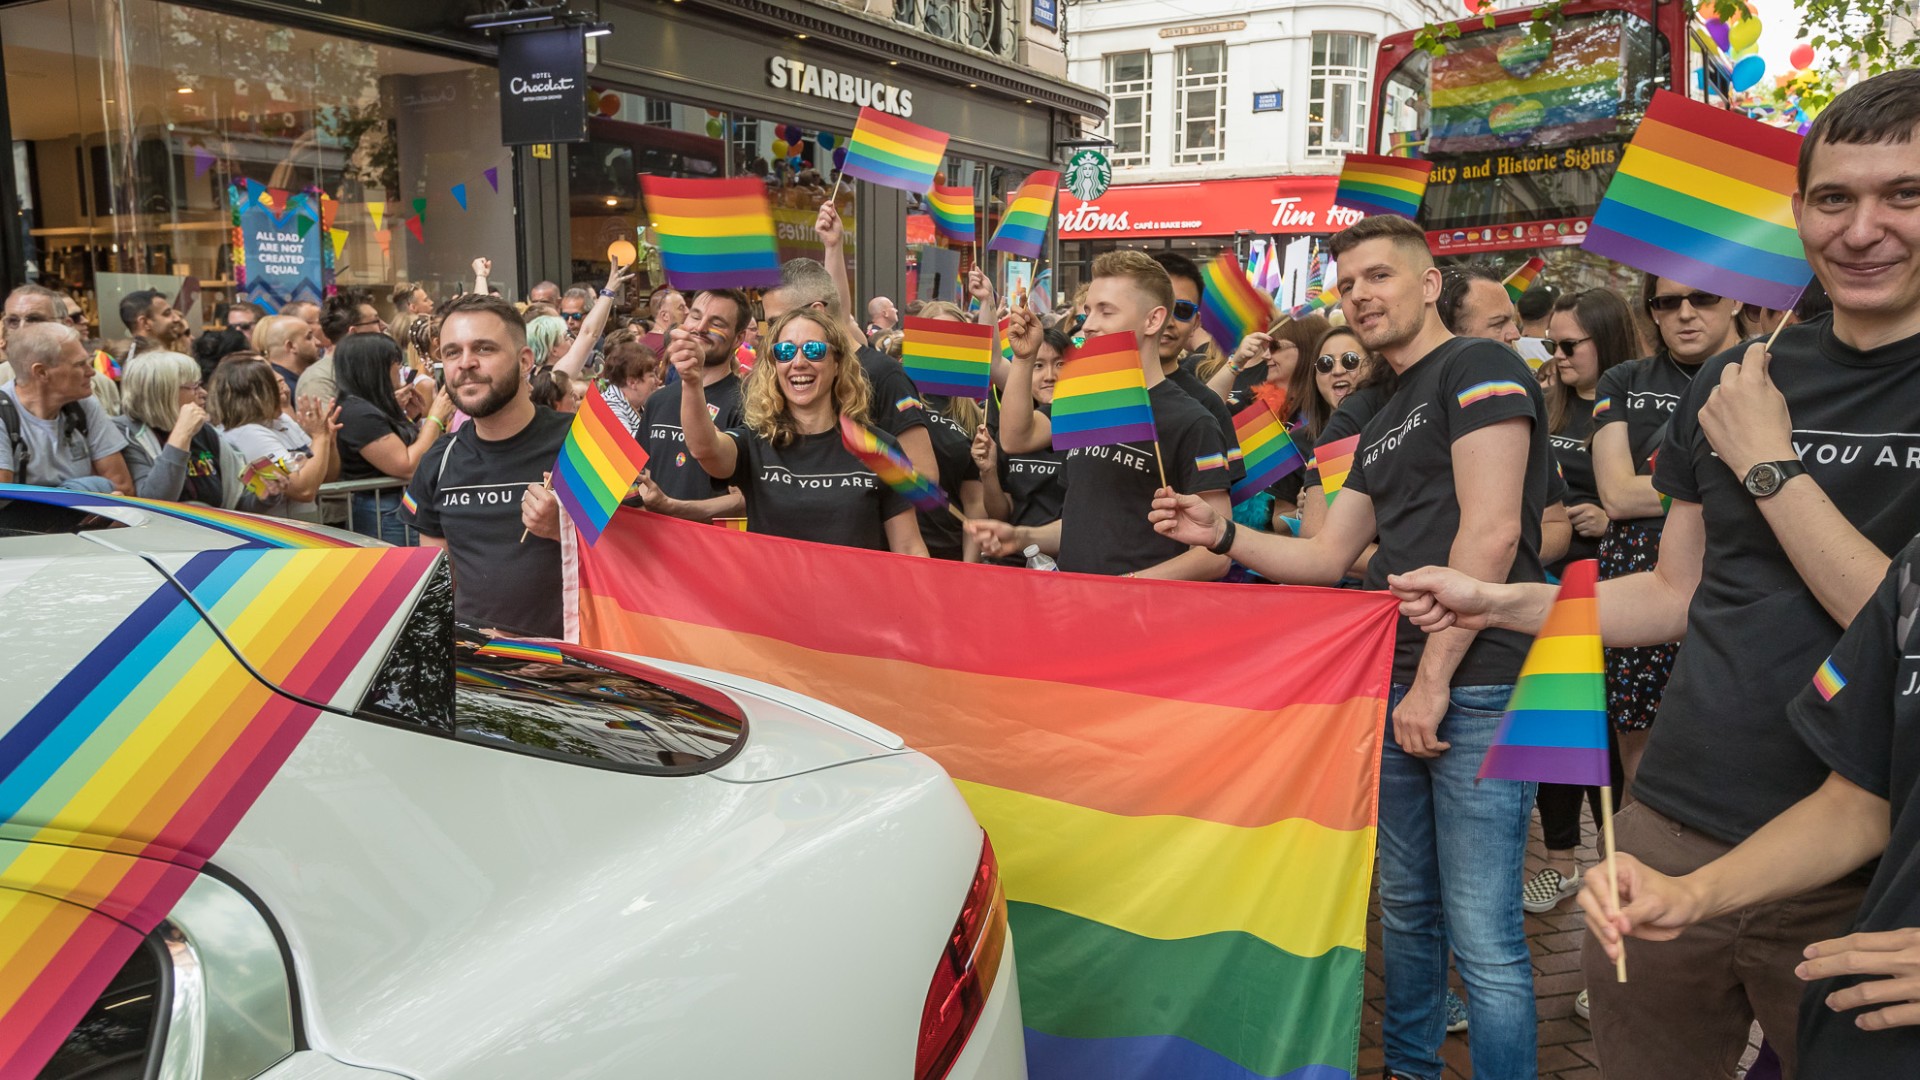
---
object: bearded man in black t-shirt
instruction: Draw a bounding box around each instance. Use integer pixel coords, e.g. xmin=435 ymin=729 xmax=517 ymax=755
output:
xmin=1152 ymin=213 xmax=1550 ymax=1080
xmin=402 ymin=294 xmax=573 ymax=639
xmin=633 ymin=289 xmax=750 ymax=524
xmin=1391 ymin=69 xmax=1920 ymax=1077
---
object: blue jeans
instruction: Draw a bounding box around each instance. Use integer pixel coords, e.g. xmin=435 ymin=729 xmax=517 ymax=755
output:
xmin=1378 ymin=683 xmax=1538 ymax=1080
xmin=350 ymin=489 xmax=415 ymax=546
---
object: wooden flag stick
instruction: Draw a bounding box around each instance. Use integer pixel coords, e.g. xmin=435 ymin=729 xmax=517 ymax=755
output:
xmin=1763 ymin=309 xmax=1793 ymax=353
xmin=1150 ymin=438 xmax=1169 ymax=491
xmin=828 ymin=171 xmax=844 ymax=205
xmin=519 ymin=470 xmax=551 ymax=544
xmin=1600 ymin=784 xmax=1628 ymax=983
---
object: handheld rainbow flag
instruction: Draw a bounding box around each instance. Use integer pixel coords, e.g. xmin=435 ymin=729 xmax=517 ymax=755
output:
xmin=1479 ymin=560 xmax=1609 ymax=786
xmin=476 ymin=639 xmax=568 ymax=664
xmin=1049 ymin=331 xmax=1155 ymax=451
xmin=1503 ymin=256 xmax=1546 ymax=303
xmin=1230 ymin=400 xmax=1305 ymax=505
xmin=997 ymin=315 xmax=1016 ymax=365
xmin=91 ymin=349 xmax=122 ymax=381
xmin=839 ymin=415 xmax=949 ymax=513
xmin=1334 ymin=154 xmax=1434 ymax=220
xmin=1197 ymin=252 xmax=1277 ymax=355
xmin=640 ymin=175 xmax=783 ymax=291
xmin=987 ymin=170 xmax=1062 ymax=259
xmin=927 ymin=185 xmax=977 ymax=245
xmin=901 ymin=316 xmax=994 ymax=401
xmin=551 ymin=389 xmax=651 ymax=546
xmin=841 ymin=107 xmax=950 ymax=194
xmin=1315 ymin=432 xmax=1359 ymax=505
xmin=1387 ymin=130 xmax=1426 ymax=159
xmin=1583 ymin=89 xmax=1810 ymax=311
xmin=239 ymin=457 xmax=289 ymax=499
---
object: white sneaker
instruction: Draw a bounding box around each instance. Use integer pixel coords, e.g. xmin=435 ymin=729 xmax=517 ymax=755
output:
xmin=1523 ymin=866 xmax=1581 ymax=913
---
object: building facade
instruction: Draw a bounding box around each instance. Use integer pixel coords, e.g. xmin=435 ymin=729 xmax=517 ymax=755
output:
xmin=1056 ymin=0 xmax=1451 ymax=295
xmin=0 ymin=0 xmax=1100 ymax=334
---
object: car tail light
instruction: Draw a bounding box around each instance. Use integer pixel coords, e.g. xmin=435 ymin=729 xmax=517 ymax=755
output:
xmin=915 ymin=832 xmax=1007 ymax=1080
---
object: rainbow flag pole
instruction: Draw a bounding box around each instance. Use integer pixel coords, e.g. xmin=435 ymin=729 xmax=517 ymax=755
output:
xmin=1477 ymin=560 xmax=1625 ymax=981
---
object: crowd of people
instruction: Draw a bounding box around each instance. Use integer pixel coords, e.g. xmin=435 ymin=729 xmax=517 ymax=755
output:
xmin=0 ymin=64 xmax=1913 ymax=1079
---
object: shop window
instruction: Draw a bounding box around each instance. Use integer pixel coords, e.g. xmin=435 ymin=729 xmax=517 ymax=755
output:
xmin=1174 ymin=43 xmax=1226 ymax=165
xmin=1309 ymin=32 xmax=1372 ymax=157
xmin=2 ymin=0 xmax=513 ymax=336
xmin=1103 ymin=52 xmax=1152 ymax=167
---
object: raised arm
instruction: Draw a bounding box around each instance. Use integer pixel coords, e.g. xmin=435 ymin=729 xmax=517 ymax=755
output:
xmin=996 ymin=307 xmax=1052 ymax=454
xmin=471 ymin=256 xmax=491 ymax=296
xmin=1151 ymin=480 xmax=1377 ymax=588
xmin=553 ymin=261 xmax=633 ymax=379
xmin=671 ymin=329 xmax=738 ymax=481
xmin=1206 ymin=333 xmax=1278 ymax=399
xmin=815 ymin=202 xmax=866 ymax=344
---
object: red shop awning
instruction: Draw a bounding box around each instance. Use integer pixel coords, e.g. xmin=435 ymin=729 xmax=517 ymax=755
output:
xmin=1057 ymin=175 xmax=1365 ymax=240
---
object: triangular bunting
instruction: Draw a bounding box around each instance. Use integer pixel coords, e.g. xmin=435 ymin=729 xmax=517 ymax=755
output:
xmin=374 ymin=229 xmax=392 ymax=257
xmin=267 ymin=187 xmax=290 ymax=211
xmin=483 ymin=166 xmax=499 ymax=193
xmin=294 ymin=215 xmax=315 ymax=240
xmin=411 ymin=197 xmax=427 ymax=224
xmin=405 ymin=216 xmax=424 ymax=244
xmin=367 ymin=202 xmax=386 ymax=231
xmin=451 ymin=183 xmax=467 ymax=211
xmin=193 ymin=146 xmax=216 ymax=179
xmin=329 ymin=228 xmax=348 ymax=260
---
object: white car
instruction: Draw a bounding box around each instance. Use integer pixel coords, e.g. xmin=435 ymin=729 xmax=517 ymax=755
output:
xmin=3 ymin=487 xmax=1023 ymax=1080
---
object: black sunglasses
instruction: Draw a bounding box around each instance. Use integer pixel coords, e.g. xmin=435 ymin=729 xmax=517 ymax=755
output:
xmin=1648 ymin=291 xmax=1726 ymax=314
xmin=1550 ymin=336 xmax=1591 ymax=356
xmin=1171 ymin=300 xmax=1200 ymax=322
xmin=1315 ymin=351 xmax=1363 ymax=374
xmin=773 ymin=340 xmax=831 ymax=364
xmin=563 ymin=311 xmax=587 ymax=322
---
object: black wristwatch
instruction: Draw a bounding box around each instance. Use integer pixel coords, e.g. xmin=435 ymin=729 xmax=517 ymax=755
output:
xmin=1207 ymin=518 xmax=1238 ymax=556
xmin=1743 ymin=459 xmax=1807 ymax=499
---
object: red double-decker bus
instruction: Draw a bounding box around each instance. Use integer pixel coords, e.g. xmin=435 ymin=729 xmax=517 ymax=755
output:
xmin=1370 ymin=0 xmax=1736 ymax=290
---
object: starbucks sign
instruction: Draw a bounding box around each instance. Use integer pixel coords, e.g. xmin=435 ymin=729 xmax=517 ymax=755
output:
xmin=1065 ymin=149 xmax=1112 ymax=201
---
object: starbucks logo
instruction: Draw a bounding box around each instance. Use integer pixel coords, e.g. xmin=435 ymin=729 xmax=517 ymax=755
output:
xmin=1065 ymin=149 xmax=1112 ymax=202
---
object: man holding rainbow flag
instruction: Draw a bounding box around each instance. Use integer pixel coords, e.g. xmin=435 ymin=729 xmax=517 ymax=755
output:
xmin=1390 ymin=69 xmax=1920 ymax=1077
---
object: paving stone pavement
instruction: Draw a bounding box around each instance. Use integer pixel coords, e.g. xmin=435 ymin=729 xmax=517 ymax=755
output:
xmin=1358 ymin=809 xmax=1765 ymax=1079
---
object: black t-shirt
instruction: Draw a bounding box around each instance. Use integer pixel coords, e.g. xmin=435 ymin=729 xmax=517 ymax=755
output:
xmin=1166 ymin=365 xmax=1244 ymax=486
xmin=1550 ymin=400 xmax=1600 ymax=567
xmin=1303 ymin=384 xmax=1393 ymax=493
xmin=919 ymin=405 xmax=981 ymax=560
xmin=722 ymin=426 xmax=913 ymax=550
xmin=1221 ymin=365 xmax=1269 ymax=412
xmin=403 ymin=407 xmax=573 ymax=638
xmin=1057 ymin=380 xmax=1231 ymax=576
xmin=1788 ymin=538 xmax=1920 ymax=1074
xmin=1638 ymin=318 xmax=1920 ymax=843
xmin=1592 ymin=353 xmax=1694 ymax=523
xmin=858 ymin=346 xmax=931 ymax=439
xmin=642 ymin=373 xmax=744 ymax=502
xmin=1345 ymin=338 xmax=1550 ymax=684
xmin=988 ymin=399 xmax=1068 ymax=529
xmin=336 ymin=396 xmax=415 ymax=481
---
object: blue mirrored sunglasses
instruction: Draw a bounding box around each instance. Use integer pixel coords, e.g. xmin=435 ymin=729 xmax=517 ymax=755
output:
xmin=772 ymin=340 xmax=831 ymax=364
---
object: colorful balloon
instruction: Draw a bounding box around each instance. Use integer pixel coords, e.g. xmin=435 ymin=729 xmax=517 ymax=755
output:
xmin=1731 ymin=54 xmax=1767 ymax=92
xmin=770 ymin=138 xmax=789 ymax=157
xmin=788 ymin=155 xmax=805 ymax=170
xmin=706 ymin=118 xmax=723 ymax=137
xmin=784 ymin=125 xmax=804 ymax=143
xmin=1790 ymin=43 xmax=1815 ymax=70
xmin=816 ymin=132 xmax=836 ymax=150
xmin=1728 ymin=15 xmax=1762 ymax=54
xmin=598 ymin=92 xmax=621 ymax=117
xmin=832 ymin=146 xmax=848 ymax=169
xmin=1705 ymin=18 xmax=1730 ymax=53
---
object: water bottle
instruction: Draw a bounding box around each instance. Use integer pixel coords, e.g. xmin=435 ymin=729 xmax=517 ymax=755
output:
xmin=1023 ymin=544 xmax=1058 ymax=571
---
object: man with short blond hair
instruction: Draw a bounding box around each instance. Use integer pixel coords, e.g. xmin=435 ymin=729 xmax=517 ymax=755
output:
xmin=0 ymin=322 xmax=132 ymax=493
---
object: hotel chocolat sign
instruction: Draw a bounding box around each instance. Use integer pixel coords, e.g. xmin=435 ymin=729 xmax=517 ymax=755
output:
xmin=499 ymin=26 xmax=588 ymax=146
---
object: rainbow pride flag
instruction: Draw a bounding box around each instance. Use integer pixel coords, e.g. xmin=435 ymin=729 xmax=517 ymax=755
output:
xmin=1813 ymin=657 xmax=1847 ymax=702
xmin=1230 ymin=400 xmax=1305 ymax=505
xmin=1198 ymin=252 xmax=1276 ymax=354
xmin=568 ymin=512 xmax=1397 ymax=1080
xmin=987 ymin=170 xmax=1062 ymax=259
xmin=1334 ymin=154 xmax=1434 ymax=220
xmin=0 ymin=545 xmax=438 ymax=1077
xmin=1503 ymin=256 xmax=1546 ymax=303
xmin=551 ymin=390 xmax=651 ymax=546
xmin=839 ymin=415 xmax=949 ymax=513
xmin=841 ymin=107 xmax=950 ymax=194
xmin=1049 ymin=332 xmax=1154 ymax=451
xmin=1479 ymin=559 xmax=1610 ymax=786
xmin=91 ymin=349 xmax=122 ymax=381
xmin=640 ymin=175 xmax=783 ymax=291
xmin=1584 ymin=89 xmax=1810 ymax=311
xmin=1386 ymin=130 xmax=1426 ymax=159
xmin=475 ymin=639 xmax=568 ymax=664
xmin=901 ymin=316 xmax=994 ymax=400
xmin=1314 ymin=432 xmax=1359 ymax=505
xmin=927 ymin=185 xmax=977 ymax=245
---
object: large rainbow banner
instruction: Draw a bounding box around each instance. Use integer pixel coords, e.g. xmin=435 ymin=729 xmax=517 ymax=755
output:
xmin=0 ymin=544 xmax=438 ymax=1077
xmin=567 ymin=512 xmax=1396 ymax=1080
xmin=1428 ymin=20 xmax=1624 ymax=152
